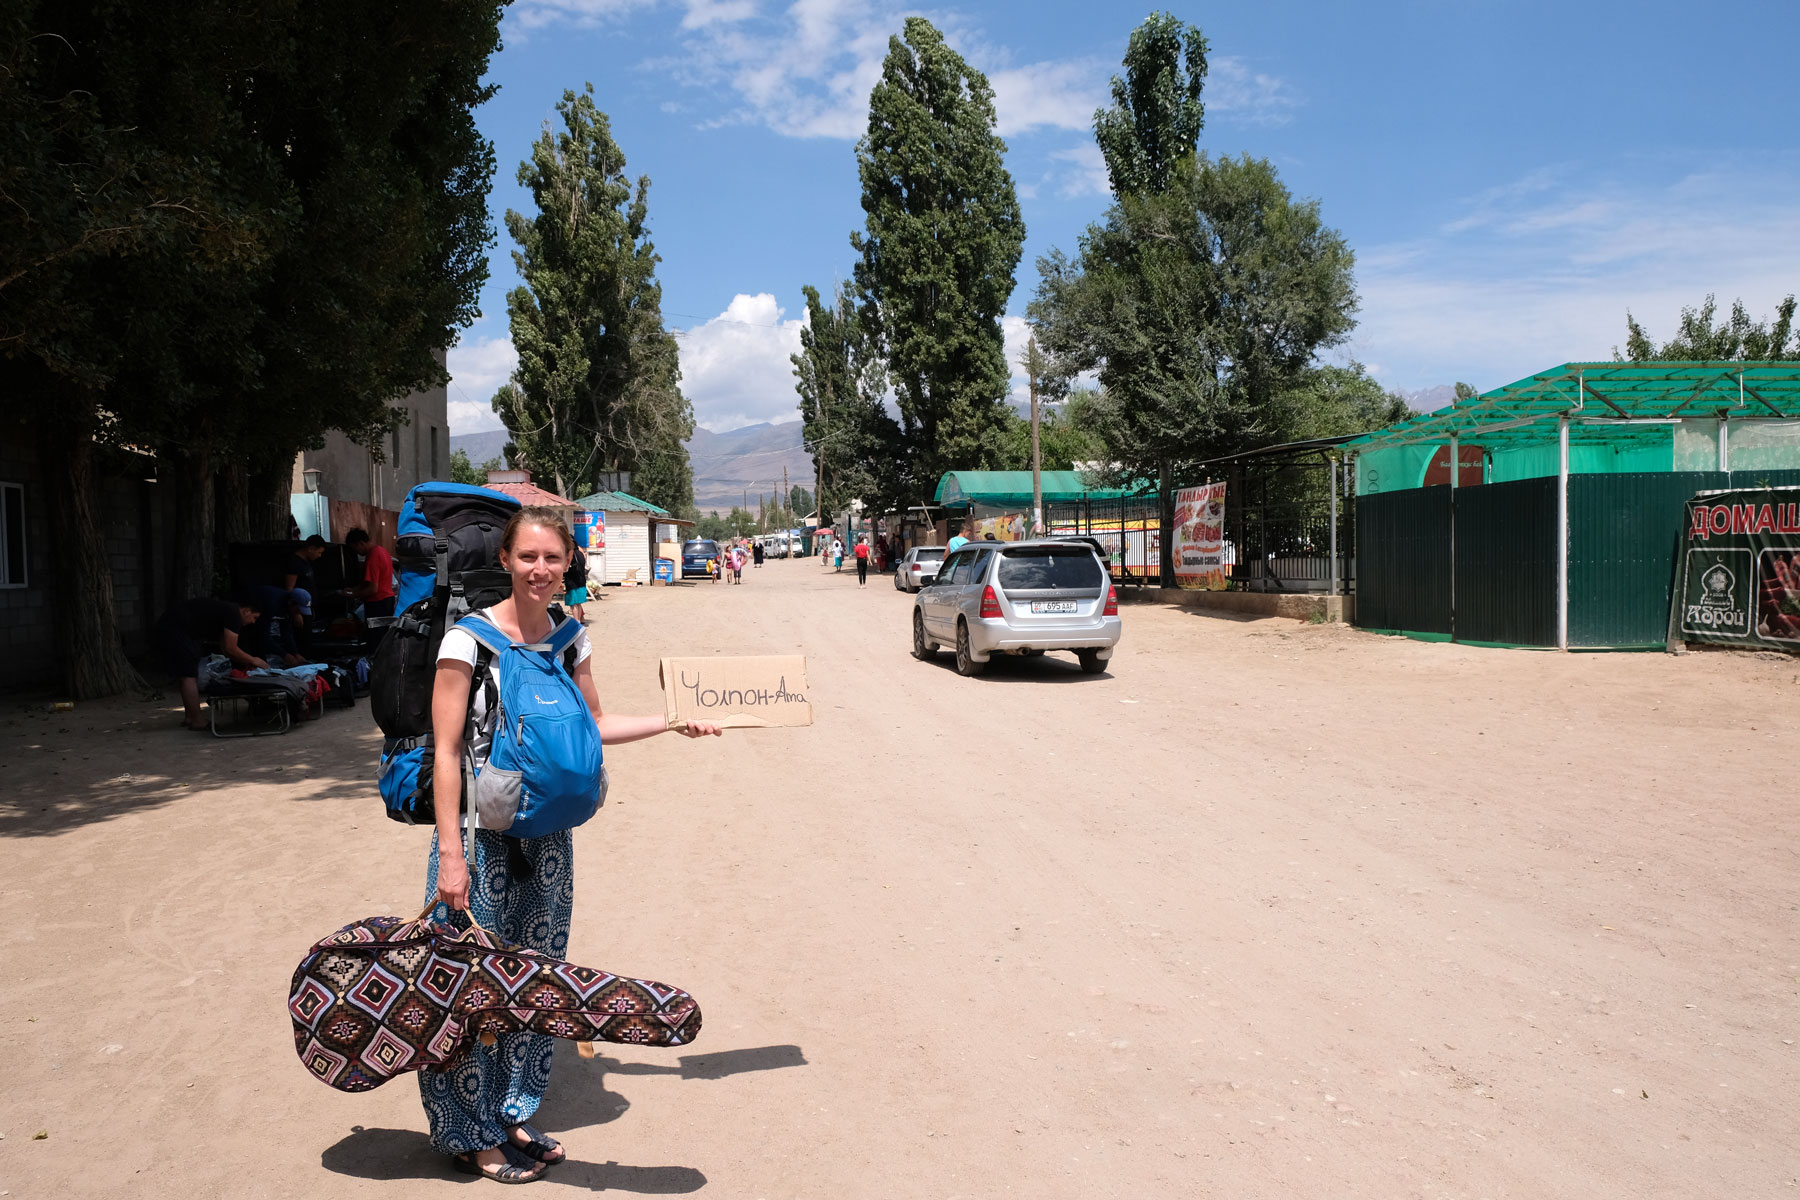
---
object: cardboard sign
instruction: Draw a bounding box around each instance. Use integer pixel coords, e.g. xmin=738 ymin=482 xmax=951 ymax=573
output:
xmin=659 ymin=655 xmax=813 ymax=729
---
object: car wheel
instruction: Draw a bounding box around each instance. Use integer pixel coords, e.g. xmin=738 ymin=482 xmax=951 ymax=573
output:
xmin=955 ymin=621 xmax=986 ymax=677
xmin=1077 ymin=649 xmax=1106 ymax=675
xmin=893 ymin=572 xmax=902 ymax=591
xmin=912 ymin=610 xmax=937 ymax=660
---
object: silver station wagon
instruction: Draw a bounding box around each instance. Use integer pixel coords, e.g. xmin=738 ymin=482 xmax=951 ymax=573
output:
xmin=911 ymin=539 xmax=1122 ymax=676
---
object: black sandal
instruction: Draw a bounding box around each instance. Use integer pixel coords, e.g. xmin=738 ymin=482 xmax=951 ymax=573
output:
xmin=451 ymin=1143 xmax=547 ymax=1184
xmin=507 ymin=1122 xmax=566 ymax=1165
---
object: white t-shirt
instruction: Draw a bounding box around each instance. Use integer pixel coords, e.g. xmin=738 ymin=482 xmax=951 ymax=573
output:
xmin=438 ymin=608 xmax=593 ymax=727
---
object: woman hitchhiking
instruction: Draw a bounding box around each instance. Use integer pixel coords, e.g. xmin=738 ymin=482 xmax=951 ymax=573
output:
xmin=424 ymin=506 xmax=722 ymax=1183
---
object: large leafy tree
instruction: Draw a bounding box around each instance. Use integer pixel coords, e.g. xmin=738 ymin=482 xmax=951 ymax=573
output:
xmin=1031 ymin=15 xmax=1355 ymax=583
xmin=851 ymin=17 xmax=1024 ymax=495
xmin=792 ymin=283 xmax=904 ymax=520
xmin=1617 ymin=294 xmax=1798 ymax=361
xmin=1 ymin=1 xmax=502 ymax=695
xmin=502 ymin=86 xmax=694 ymax=512
xmin=1093 ymin=13 xmax=1208 ymax=198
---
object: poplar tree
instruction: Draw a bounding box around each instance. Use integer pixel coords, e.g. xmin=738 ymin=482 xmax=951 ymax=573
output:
xmin=791 ymin=283 xmax=904 ymax=518
xmin=503 ymin=86 xmax=694 ymax=511
xmin=852 ymin=17 xmax=1024 ymax=495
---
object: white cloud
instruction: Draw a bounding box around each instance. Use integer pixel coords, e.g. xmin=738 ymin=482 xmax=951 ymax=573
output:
xmin=1350 ymin=162 xmax=1800 ymax=392
xmin=446 ymin=334 xmax=520 ymax=434
xmin=510 ymin=0 xmax=657 ymax=31
xmin=680 ymin=0 xmax=756 ymax=29
xmin=675 ymin=293 xmax=808 ymax=430
xmin=1048 ymin=143 xmax=1109 ymax=198
xmin=1206 ymin=55 xmax=1300 ymax=127
xmin=990 ymin=58 xmax=1106 ymax=135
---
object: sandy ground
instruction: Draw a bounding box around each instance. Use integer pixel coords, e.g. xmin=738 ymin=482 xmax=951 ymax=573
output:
xmin=3 ymin=557 xmax=1799 ymax=1199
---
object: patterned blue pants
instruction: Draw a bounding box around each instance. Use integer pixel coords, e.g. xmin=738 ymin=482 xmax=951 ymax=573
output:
xmin=420 ymin=827 xmax=575 ymax=1154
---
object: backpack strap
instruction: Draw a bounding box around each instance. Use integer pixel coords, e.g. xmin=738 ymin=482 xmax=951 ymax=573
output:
xmin=544 ymin=615 xmax=583 ymax=676
xmin=453 ymin=613 xmax=510 ymax=658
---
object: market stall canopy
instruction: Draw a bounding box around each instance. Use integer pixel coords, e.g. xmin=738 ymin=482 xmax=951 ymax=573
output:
xmin=934 ymin=470 xmax=1129 ymax=509
xmin=573 ymin=490 xmax=687 ymax=522
xmin=1346 ymin=362 xmax=1800 ymax=453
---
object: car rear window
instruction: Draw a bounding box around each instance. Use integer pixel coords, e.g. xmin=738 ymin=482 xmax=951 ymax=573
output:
xmin=683 ymin=540 xmax=717 ymax=554
xmin=915 ymin=548 xmax=944 ymax=561
xmin=997 ymin=548 xmax=1103 ymax=590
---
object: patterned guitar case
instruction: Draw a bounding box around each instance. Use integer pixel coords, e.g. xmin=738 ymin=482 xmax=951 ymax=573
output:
xmin=289 ymin=910 xmax=701 ymax=1092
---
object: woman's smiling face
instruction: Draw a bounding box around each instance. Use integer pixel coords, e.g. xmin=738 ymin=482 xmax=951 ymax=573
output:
xmin=501 ymin=521 xmax=568 ymax=607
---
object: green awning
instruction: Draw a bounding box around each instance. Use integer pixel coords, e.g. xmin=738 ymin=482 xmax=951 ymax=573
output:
xmin=933 ymin=470 xmax=1129 ymax=508
xmin=1347 ymin=361 xmax=1800 ymax=452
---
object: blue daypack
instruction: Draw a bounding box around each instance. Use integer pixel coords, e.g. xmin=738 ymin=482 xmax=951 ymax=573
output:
xmin=456 ymin=612 xmax=606 ymax=839
xmin=374 ymin=482 xmax=521 ymax=824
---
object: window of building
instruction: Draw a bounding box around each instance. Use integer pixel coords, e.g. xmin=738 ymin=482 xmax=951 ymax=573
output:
xmin=0 ymin=481 xmax=26 ymax=587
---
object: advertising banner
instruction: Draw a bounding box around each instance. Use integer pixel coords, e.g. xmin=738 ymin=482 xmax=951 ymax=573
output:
xmin=1173 ymin=482 xmax=1228 ymax=590
xmin=1676 ymin=487 xmax=1800 ymax=647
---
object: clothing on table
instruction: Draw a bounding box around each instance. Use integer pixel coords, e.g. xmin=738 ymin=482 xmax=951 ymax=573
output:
xmin=154 ymin=597 xmax=243 ymax=679
xmin=419 ymin=826 xmax=574 ymax=1155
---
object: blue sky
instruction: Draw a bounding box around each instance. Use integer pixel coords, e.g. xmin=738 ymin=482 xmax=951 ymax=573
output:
xmin=446 ymin=0 xmax=1800 ymax=435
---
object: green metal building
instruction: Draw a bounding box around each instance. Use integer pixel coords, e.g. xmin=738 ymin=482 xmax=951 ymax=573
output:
xmin=1345 ymin=362 xmax=1800 ymax=648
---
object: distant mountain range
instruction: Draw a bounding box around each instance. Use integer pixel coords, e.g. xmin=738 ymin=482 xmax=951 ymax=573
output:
xmin=1399 ymin=385 xmax=1457 ymax=412
xmin=450 ymin=420 xmax=811 ymax=512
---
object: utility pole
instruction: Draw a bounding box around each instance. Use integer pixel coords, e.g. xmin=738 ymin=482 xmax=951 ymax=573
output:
xmin=1027 ymin=335 xmax=1044 ymax=536
xmin=782 ymin=465 xmax=789 ymax=530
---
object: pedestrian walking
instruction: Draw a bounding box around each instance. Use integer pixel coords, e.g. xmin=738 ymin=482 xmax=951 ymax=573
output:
xmin=753 ymin=541 xmax=764 ymax=568
xmin=562 ymin=542 xmax=589 ymax=623
xmin=854 ymin=536 xmax=870 ymax=587
xmin=833 ymin=539 xmax=844 ymax=572
xmin=423 ymin=506 xmax=721 ymax=1183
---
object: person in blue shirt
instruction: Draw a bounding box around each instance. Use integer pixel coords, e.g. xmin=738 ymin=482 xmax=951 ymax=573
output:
xmin=946 ymin=524 xmax=971 ymax=554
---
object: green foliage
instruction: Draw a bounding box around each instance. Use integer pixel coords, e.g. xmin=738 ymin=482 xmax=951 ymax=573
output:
xmin=851 ymin=17 xmax=1025 ymax=492
xmin=789 ymin=485 xmax=815 ymax=517
xmin=1093 ymin=13 xmax=1209 ymax=198
xmin=1618 ymin=294 xmax=1799 ymax=361
xmin=996 ymin=395 xmax=1105 ymax=472
xmin=502 ymin=86 xmax=695 ymax=512
xmin=1271 ymin=363 xmax=1410 ymax=442
xmin=1034 ymin=153 xmax=1357 ymax=487
xmin=1454 ymin=382 xmax=1479 ymax=401
xmin=792 ymin=283 xmax=904 ymax=516
xmin=693 ymin=511 xmax=731 ymax=540
xmin=449 ymin=449 xmax=503 ymax=486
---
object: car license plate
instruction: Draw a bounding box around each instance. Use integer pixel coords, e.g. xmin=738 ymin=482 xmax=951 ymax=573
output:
xmin=1030 ymin=600 xmax=1076 ymax=614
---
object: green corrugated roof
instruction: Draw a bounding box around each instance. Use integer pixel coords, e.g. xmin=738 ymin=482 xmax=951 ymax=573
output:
xmin=1347 ymin=361 xmax=1800 ymax=451
xmin=934 ymin=470 xmax=1129 ymax=507
xmin=573 ymin=489 xmax=672 ymax=515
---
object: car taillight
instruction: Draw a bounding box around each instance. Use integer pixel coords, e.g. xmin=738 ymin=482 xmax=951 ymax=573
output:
xmin=979 ymin=585 xmax=1002 ymax=618
xmin=911 ymin=563 xmax=921 ymax=572
xmin=1103 ymin=585 xmax=1118 ymax=616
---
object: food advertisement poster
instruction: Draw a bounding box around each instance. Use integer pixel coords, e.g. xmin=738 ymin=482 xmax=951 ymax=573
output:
xmin=1676 ymin=487 xmax=1800 ymax=648
xmin=1173 ymin=482 xmax=1228 ymax=590
xmin=968 ymin=510 xmax=1030 ymax=541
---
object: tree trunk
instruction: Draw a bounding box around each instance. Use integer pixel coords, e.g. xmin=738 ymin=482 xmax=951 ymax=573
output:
xmin=34 ymin=399 xmax=148 ymax=699
xmin=249 ymin=463 xmax=293 ymax=541
xmin=170 ymin=445 xmax=217 ymax=600
xmin=217 ymin=459 xmax=252 ymax=550
xmin=1158 ymin=458 xmax=1176 ymax=589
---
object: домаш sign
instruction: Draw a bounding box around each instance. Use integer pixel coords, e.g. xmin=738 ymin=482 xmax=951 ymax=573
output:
xmin=1676 ymin=487 xmax=1800 ymax=648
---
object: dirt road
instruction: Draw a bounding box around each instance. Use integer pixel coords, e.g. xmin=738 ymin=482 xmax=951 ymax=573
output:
xmin=5 ymin=557 xmax=1798 ymax=1198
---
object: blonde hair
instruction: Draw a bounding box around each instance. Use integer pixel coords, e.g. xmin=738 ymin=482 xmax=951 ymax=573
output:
xmin=500 ymin=506 xmax=575 ymax=558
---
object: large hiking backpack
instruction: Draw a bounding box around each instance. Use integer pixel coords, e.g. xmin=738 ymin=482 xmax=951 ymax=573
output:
xmin=456 ymin=612 xmax=605 ymax=839
xmin=373 ymin=483 xmax=521 ymax=824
